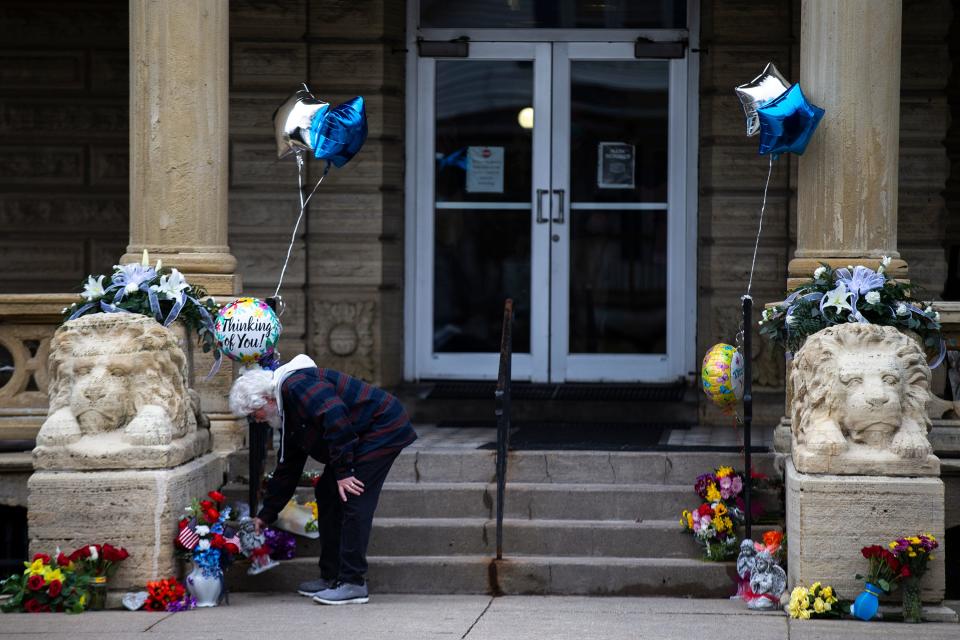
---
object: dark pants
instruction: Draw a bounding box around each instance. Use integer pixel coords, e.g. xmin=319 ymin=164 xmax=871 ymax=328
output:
xmin=314 ymin=453 xmax=398 ymax=585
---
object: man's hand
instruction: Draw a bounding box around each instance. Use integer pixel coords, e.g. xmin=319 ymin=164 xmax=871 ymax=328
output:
xmin=337 ymin=476 xmax=365 ymax=502
xmin=253 ymin=517 xmax=267 ymax=535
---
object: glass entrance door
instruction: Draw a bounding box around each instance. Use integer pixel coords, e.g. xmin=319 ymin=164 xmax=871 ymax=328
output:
xmin=412 ymin=42 xmax=692 ymax=382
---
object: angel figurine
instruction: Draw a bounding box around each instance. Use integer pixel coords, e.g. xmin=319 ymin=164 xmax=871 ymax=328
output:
xmin=746 ymin=550 xmax=786 ymax=610
xmin=238 ymin=517 xmax=280 ymax=575
xmin=733 ymin=539 xmax=757 ymax=600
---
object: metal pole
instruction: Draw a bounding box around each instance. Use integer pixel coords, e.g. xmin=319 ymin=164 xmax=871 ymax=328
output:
xmin=495 ymin=299 xmax=513 ymax=561
xmin=741 ymin=295 xmax=753 ymax=541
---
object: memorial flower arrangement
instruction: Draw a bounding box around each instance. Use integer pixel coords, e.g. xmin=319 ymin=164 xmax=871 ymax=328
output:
xmin=66 ymin=543 xmax=130 ymax=580
xmin=759 ymin=260 xmax=944 ymax=365
xmin=856 ymin=544 xmax=904 ymax=595
xmin=175 ymin=490 xmax=240 ymax=575
xmin=144 ymin=577 xmax=195 ymax=612
xmin=787 ymin=582 xmax=842 ymax=620
xmin=1 ymin=553 xmax=91 ymax=614
xmin=890 ymin=533 xmax=938 ymax=623
xmin=61 ymin=250 xmax=221 ymax=358
xmin=680 ymin=466 xmax=748 ymax=561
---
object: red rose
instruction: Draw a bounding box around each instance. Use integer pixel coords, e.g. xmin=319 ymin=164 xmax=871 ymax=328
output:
xmin=208 ymin=490 xmax=226 ymax=503
xmin=24 ymin=599 xmax=41 ymax=613
xmin=200 ymin=500 xmax=214 ymax=510
xmin=204 ymin=508 xmax=220 ymax=524
xmin=32 ymin=553 xmax=51 ymax=564
xmin=901 ymin=565 xmax=911 ymax=578
xmin=27 ymin=575 xmax=45 ymax=591
xmin=210 ymin=533 xmax=226 ymax=549
xmin=102 ymin=544 xmax=129 ymax=562
xmin=178 ymin=518 xmax=189 ymax=530
xmin=225 ymin=542 xmax=239 ymax=555
xmin=47 ymin=579 xmax=62 ymax=597
xmin=56 ymin=551 xmax=71 ymax=566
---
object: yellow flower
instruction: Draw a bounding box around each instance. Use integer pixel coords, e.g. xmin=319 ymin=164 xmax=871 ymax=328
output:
xmin=706 ymin=484 xmax=722 ymax=503
xmin=24 ymin=558 xmax=45 ymax=576
xmin=813 ymin=598 xmax=827 ymax=614
xmin=889 ymin=542 xmax=897 ymax=549
xmin=42 ymin=567 xmax=64 ymax=583
xmin=908 ymin=551 xmax=917 ymax=557
xmin=790 ymin=586 xmax=808 ymax=602
xmin=716 ymin=466 xmax=734 ymax=478
xmin=811 ymin=581 xmax=821 ymax=593
xmin=788 ymin=601 xmax=803 ymax=618
xmin=714 ymin=503 xmax=728 ymax=517
xmin=714 ymin=518 xmax=727 ymax=534
xmin=79 ymin=593 xmax=87 ymax=606
xmin=799 ymin=609 xmax=811 ymax=620
xmin=909 ymin=536 xmax=921 ymax=545
xmin=823 ymin=600 xmax=832 ymax=611
xmin=821 ymin=586 xmax=834 ymax=600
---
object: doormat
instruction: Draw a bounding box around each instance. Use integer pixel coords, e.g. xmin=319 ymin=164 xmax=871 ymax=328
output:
xmin=424 ymin=382 xmax=687 ymax=402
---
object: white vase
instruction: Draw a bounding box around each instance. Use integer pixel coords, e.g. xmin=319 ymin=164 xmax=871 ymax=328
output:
xmin=185 ymin=566 xmax=222 ymax=607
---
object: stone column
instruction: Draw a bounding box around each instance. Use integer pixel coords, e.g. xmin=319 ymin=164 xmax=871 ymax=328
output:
xmin=788 ymin=0 xmax=907 ymax=288
xmin=122 ymin=0 xmax=244 ymax=449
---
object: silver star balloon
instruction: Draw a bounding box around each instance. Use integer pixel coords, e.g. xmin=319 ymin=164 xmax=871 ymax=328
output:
xmin=273 ymin=85 xmax=329 ymax=159
xmin=735 ymin=62 xmax=790 ymax=137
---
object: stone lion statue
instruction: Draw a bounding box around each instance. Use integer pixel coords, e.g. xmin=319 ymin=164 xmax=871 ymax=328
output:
xmin=34 ymin=314 xmax=209 ymax=470
xmin=790 ymin=323 xmax=938 ymax=475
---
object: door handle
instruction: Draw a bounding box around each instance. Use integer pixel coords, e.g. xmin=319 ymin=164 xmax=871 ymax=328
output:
xmin=536 ymin=188 xmax=549 ymax=224
xmin=552 ymin=189 xmax=565 ymax=224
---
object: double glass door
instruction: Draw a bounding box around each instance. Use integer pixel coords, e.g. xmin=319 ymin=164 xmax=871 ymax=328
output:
xmin=413 ymin=42 xmax=692 ymax=382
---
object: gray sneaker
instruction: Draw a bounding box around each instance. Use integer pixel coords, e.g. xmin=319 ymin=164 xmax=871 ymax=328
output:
xmin=297 ymin=577 xmax=335 ymax=597
xmin=312 ymin=581 xmax=369 ymax=605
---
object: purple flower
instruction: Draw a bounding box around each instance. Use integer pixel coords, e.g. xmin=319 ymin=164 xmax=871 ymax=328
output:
xmin=730 ymin=475 xmax=743 ymax=496
xmin=694 ymin=474 xmax=716 ymax=499
xmin=718 ymin=475 xmax=733 ymax=499
xmin=166 ymin=596 xmax=196 ymax=612
xmin=264 ymin=527 xmax=297 ymax=560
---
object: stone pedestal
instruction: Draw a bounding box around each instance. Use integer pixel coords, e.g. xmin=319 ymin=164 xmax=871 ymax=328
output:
xmin=785 ymin=460 xmax=945 ymax=602
xmin=28 ymin=453 xmax=225 ymax=591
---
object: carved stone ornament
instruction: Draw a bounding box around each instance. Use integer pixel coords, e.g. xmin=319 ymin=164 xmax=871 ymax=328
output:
xmin=312 ymin=300 xmax=376 ymax=381
xmin=33 ymin=314 xmax=209 ymax=470
xmin=790 ymin=323 xmax=939 ymax=476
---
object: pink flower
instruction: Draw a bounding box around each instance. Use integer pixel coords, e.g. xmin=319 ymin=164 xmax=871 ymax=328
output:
xmin=730 ymin=476 xmax=743 ymax=495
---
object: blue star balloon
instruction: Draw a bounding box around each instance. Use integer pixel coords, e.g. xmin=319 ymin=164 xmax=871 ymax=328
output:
xmin=309 ymin=96 xmax=368 ymax=168
xmin=756 ymin=83 xmax=825 ymax=157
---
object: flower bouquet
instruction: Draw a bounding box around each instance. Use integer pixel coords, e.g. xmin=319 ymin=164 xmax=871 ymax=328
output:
xmin=787 ymin=582 xmax=843 ymax=620
xmin=759 ymin=260 xmax=944 ymax=365
xmin=144 ymin=577 xmax=195 ymax=612
xmin=275 ymin=498 xmax=320 ymax=539
xmin=681 ymin=502 xmax=740 ymax=561
xmin=174 ymin=490 xmax=239 ymax=607
xmin=64 ymin=543 xmax=130 ymax=610
xmin=890 ymin=533 xmax=938 ymax=623
xmin=1 ymin=553 xmax=91 ymax=614
xmin=62 ymin=250 xmax=221 ymax=362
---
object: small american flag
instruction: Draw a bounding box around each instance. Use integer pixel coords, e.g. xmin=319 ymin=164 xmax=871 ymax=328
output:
xmin=223 ymin=533 xmax=241 ymax=549
xmin=177 ymin=525 xmax=200 ymax=550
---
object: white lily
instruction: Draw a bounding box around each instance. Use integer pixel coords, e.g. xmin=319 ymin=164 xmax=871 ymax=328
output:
xmin=896 ymin=303 xmax=909 ymax=316
xmin=80 ymin=275 xmax=106 ymax=302
xmin=785 ymin=315 xmax=797 ymax=327
xmin=813 ymin=266 xmax=826 ymax=279
xmin=821 ymin=282 xmax=854 ymax=314
xmin=150 ymin=269 xmax=190 ymax=300
xmin=141 ymin=249 xmax=150 ymax=267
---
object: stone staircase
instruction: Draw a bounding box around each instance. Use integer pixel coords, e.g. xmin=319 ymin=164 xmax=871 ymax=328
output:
xmin=226 ymin=444 xmax=778 ymax=596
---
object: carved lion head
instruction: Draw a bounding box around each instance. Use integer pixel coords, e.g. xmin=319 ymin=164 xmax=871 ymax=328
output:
xmin=791 ymin=324 xmax=929 ymax=449
xmin=48 ymin=314 xmax=191 ymax=435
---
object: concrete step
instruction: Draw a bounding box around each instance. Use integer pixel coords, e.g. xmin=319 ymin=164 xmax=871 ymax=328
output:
xmin=225 ymin=481 xmax=697 ymax=521
xmin=286 ymin=518 xmax=781 ymax=559
xmin=227 ymin=449 xmax=776 ymax=486
xmin=231 ymin=555 xmax=739 ymax=597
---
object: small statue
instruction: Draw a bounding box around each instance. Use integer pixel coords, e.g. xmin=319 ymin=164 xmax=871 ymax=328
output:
xmin=238 ymin=517 xmax=280 ymax=575
xmin=733 ymin=539 xmax=757 ymax=600
xmin=746 ymin=550 xmax=786 ymax=610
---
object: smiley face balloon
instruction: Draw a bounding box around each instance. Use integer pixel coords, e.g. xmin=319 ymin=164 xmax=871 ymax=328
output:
xmin=701 ymin=343 xmax=745 ymax=415
xmin=214 ymin=297 xmax=283 ymax=364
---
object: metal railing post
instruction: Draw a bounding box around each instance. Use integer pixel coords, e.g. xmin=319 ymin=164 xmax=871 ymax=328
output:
xmin=494 ymin=299 xmax=514 ymax=561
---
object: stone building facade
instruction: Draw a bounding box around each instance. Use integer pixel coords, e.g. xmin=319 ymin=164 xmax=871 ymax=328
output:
xmin=0 ymin=0 xmax=955 ymax=428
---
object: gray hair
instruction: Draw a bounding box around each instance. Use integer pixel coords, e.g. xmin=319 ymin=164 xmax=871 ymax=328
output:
xmin=228 ymin=369 xmax=275 ymax=416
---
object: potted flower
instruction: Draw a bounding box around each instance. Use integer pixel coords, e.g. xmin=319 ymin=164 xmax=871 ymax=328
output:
xmin=852 ymin=545 xmax=902 ymax=621
xmin=759 ymin=259 xmax=944 ymax=366
xmin=174 ymin=490 xmax=239 ymax=607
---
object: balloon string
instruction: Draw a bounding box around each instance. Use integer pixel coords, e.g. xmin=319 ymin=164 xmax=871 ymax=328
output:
xmin=746 ymin=154 xmax=774 ymax=297
xmin=274 ymin=153 xmax=327 ymax=298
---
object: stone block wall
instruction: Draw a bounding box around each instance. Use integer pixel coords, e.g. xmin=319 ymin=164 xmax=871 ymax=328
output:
xmin=0 ymin=1 xmax=129 ymax=293
xmin=698 ymin=0 xmax=952 ymax=426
